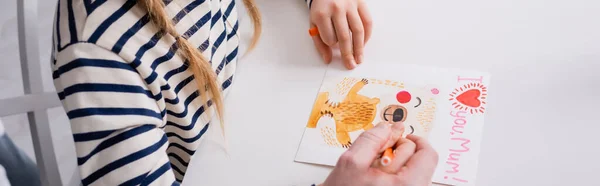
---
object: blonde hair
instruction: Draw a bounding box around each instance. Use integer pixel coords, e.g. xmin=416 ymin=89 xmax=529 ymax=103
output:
xmin=137 ymin=0 xmax=261 ymax=128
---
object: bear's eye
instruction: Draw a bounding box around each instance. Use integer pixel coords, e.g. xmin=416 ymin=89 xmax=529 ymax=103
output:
xmin=382 ymin=105 xmax=407 ymax=123
xmin=392 ymin=108 xmax=405 ymax=122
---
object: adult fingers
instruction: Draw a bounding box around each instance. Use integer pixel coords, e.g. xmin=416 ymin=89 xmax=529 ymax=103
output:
xmin=341 ymin=122 xmax=391 ymax=169
xmin=357 ymin=0 xmax=373 ymax=44
xmin=333 ymin=11 xmax=356 ymax=70
xmin=347 ymin=10 xmax=364 ymax=64
xmin=311 ymin=24 xmax=333 ymax=64
xmin=369 ymin=122 xmax=403 ymax=168
xmin=390 ymin=138 xmax=416 ymax=170
xmin=376 ymin=138 xmax=416 ymax=174
xmin=402 ymin=135 xmax=439 ymax=175
xmin=312 ymin=11 xmax=337 ymax=46
xmin=384 ymin=122 xmax=405 ymax=148
xmin=406 ymin=134 xmax=434 ymax=151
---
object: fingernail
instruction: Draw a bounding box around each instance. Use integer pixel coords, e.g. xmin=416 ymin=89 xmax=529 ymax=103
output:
xmin=346 ymin=64 xmax=353 ymax=70
xmin=392 ymin=122 xmax=404 ymax=131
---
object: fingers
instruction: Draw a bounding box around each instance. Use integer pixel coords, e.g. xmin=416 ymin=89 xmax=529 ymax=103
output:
xmin=376 ymin=138 xmax=416 ymax=173
xmin=406 ymin=134 xmax=434 ymax=152
xmin=390 ymin=138 xmax=417 ymax=169
xmin=347 ymin=11 xmax=364 ymax=65
xmin=384 ymin=122 xmax=405 ymax=148
xmin=369 ymin=122 xmax=403 ymax=168
xmin=310 ymin=0 xmax=372 ymax=69
xmin=312 ymin=12 xmax=337 ymax=46
xmin=341 ymin=122 xmax=391 ymax=169
xmin=403 ymin=135 xmax=439 ymax=175
xmin=333 ymin=11 xmax=356 ymax=70
xmin=311 ymin=24 xmax=333 ymax=64
xmin=357 ymin=0 xmax=373 ymax=43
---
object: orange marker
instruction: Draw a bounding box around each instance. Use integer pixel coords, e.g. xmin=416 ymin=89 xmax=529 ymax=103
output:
xmin=381 ymin=147 xmax=395 ymax=166
xmin=308 ymin=27 xmax=319 ymax=36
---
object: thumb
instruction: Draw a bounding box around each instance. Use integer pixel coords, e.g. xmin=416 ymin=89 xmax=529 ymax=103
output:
xmin=383 ymin=122 xmax=405 ymax=148
xmin=345 ymin=123 xmax=391 ymax=168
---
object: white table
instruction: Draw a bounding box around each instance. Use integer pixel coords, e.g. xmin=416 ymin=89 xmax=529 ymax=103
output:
xmin=183 ymin=0 xmax=600 ymax=185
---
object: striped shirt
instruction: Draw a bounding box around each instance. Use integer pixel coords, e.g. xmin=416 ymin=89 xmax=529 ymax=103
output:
xmin=50 ymin=0 xmax=242 ymax=185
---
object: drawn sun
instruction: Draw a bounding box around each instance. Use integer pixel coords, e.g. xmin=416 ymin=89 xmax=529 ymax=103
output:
xmin=449 ymin=83 xmax=487 ymax=114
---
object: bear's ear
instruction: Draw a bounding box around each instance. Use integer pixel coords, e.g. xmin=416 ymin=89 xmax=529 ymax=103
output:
xmin=420 ymin=84 xmax=441 ymax=96
xmin=430 ymin=87 xmax=440 ymax=96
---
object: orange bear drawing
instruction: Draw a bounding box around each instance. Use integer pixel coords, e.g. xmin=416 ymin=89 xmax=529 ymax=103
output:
xmin=306 ymin=79 xmax=380 ymax=148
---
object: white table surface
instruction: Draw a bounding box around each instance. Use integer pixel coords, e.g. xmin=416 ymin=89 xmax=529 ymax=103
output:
xmin=183 ymin=0 xmax=600 ymax=185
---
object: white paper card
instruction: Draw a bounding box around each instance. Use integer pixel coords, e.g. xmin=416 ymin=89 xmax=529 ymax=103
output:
xmin=294 ymin=61 xmax=491 ymax=186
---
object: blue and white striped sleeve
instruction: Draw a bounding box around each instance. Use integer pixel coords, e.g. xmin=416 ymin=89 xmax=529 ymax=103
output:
xmin=52 ymin=42 xmax=177 ymax=186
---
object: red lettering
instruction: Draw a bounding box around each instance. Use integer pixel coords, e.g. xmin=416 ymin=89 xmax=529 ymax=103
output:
xmin=457 ymin=76 xmax=483 ymax=83
xmin=446 ymin=161 xmax=460 ymax=173
xmin=450 ymin=138 xmax=471 ymax=153
xmin=450 ymin=111 xmax=466 ymax=118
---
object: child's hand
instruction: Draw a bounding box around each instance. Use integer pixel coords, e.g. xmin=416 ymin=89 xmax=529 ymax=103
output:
xmin=310 ymin=0 xmax=372 ymax=70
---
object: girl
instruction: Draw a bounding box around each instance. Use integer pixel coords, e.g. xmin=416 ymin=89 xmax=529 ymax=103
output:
xmin=51 ymin=0 xmax=372 ymax=185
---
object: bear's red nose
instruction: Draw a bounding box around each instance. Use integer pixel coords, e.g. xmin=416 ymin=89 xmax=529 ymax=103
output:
xmin=396 ymin=91 xmax=411 ymax=104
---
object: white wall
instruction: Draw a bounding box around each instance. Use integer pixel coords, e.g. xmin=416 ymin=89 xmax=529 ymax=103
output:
xmin=0 ymin=0 xmax=79 ymax=184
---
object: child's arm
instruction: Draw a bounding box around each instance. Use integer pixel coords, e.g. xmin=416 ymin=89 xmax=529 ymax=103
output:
xmin=52 ymin=43 xmax=178 ymax=185
xmin=305 ymin=0 xmax=373 ymax=70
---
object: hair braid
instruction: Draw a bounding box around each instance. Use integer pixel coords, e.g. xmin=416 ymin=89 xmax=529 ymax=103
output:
xmin=137 ymin=0 xmax=262 ymax=130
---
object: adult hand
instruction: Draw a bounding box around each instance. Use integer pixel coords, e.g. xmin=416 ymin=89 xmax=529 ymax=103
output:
xmin=320 ymin=123 xmax=439 ymax=186
xmin=309 ymin=0 xmax=373 ymax=70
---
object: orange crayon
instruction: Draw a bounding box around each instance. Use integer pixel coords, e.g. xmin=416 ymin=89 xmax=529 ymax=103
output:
xmin=308 ymin=27 xmax=319 ymax=36
xmin=381 ymin=147 xmax=394 ymax=166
